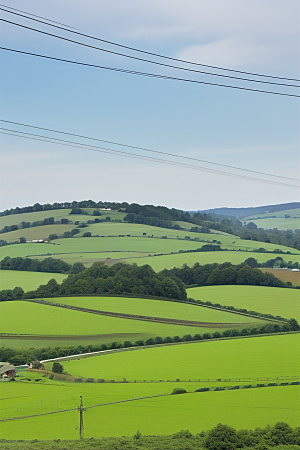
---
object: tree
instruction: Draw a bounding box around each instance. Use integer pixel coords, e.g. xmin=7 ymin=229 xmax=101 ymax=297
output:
xmin=83 ymin=232 xmax=92 ymax=237
xmin=19 ymin=237 xmax=26 ymax=243
xmin=204 ymin=423 xmax=239 ymax=450
xmin=52 ymin=362 xmax=64 ymax=373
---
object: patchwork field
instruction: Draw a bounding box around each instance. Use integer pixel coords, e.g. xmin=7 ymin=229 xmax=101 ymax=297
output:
xmin=1 ymin=205 xmax=300 ymax=442
xmin=187 ymin=285 xmax=300 ymax=321
xmin=60 ymin=333 xmax=300 ymax=381
xmin=0 ymin=300 xmax=248 ymax=344
xmin=0 ymin=382 xmax=299 ymax=440
xmin=0 ymin=270 xmax=67 ymax=291
xmin=48 ymin=296 xmax=265 ymax=325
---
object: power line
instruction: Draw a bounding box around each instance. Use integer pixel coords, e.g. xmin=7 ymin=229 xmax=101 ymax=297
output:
xmin=1 ymin=4 xmax=299 ymax=83
xmin=1 ymin=129 xmax=299 ymax=189
xmin=0 ymin=4 xmax=78 ymax=29
xmin=0 ymin=14 xmax=299 ymax=89
xmin=1 ymin=46 xmax=299 ymax=98
xmin=0 ymin=119 xmax=298 ymax=182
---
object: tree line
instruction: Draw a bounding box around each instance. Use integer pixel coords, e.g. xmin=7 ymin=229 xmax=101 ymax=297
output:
xmin=160 ymin=261 xmax=294 ymax=288
xmin=0 ymin=256 xmax=85 ymax=274
xmin=1 ymin=320 xmax=298 ymax=365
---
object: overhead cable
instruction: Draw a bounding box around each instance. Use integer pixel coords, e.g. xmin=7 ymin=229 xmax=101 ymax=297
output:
xmin=1 ymin=5 xmax=299 ymax=82
xmin=0 ymin=14 xmax=299 ymax=89
xmin=0 ymin=3 xmax=77 ymax=29
xmin=0 ymin=119 xmax=298 ymax=182
xmin=1 ymin=47 xmax=299 ymax=98
xmin=1 ymin=129 xmax=299 ymax=189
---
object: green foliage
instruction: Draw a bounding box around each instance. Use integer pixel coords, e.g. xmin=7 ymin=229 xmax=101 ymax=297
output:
xmin=204 ymin=423 xmax=239 ymax=450
xmin=52 ymin=362 xmax=64 ymax=373
xmin=171 ymin=388 xmax=187 ymax=395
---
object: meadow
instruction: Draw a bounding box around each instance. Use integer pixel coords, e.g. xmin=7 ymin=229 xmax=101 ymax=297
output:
xmin=60 ymin=333 xmax=300 ymax=381
xmin=0 ymin=300 xmax=237 ymax=341
xmin=243 ymin=207 xmax=300 ymax=230
xmin=0 ymin=209 xmax=125 ymax=228
xmin=48 ymin=296 xmax=265 ymax=325
xmin=187 ymin=285 xmax=300 ymax=321
xmin=0 ymin=381 xmax=299 ymax=440
xmin=128 ymin=251 xmax=300 ymax=271
xmin=0 ymin=270 xmax=67 ymax=291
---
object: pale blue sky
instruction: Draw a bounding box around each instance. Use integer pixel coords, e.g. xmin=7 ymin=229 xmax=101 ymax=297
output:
xmin=0 ymin=0 xmax=299 ymax=211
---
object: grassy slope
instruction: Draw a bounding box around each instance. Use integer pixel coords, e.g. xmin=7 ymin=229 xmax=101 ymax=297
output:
xmin=0 ymin=270 xmax=67 ymax=291
xmin=0 ymin=209 xmax=125 ymax=228
xmin=49 ymin=296 xmax=265 ymax=325
xmin=243 ymin=207 xmax=300 ymax=230
xmin=61 ymin=334 xmax=300 ymax=381
xmin=1 ymin=382 xmax=299 ymax=439
xmin=0 ymin=300 xmax=231 ymax=338
xmin=187 ymin=285 xmax=300 ymax=321
xmin=0 ymin=224 xmax=76 ymax=243
xmin=244 ymin=207 xmax=300 ymax=220
xmin=128 ymin=251 xmax=300 ymax=271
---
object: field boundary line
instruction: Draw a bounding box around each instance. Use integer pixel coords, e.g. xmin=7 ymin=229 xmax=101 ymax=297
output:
xmin=39 ymin=331 xmax=300 ymax=363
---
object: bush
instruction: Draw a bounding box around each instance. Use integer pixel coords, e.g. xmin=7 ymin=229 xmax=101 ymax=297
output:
xmin=171 ymin=388 xmax=187 ymax=395
xmin=52 ymin=362 xmax=63 ymax=374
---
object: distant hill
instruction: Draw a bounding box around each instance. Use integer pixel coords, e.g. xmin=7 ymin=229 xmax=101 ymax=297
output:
xmin=198 ymin=203 xmax=300 ymax=219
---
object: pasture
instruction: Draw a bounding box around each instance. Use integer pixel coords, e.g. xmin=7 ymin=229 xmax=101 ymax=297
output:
xmin=0 ymin=224 xmax=75 ymax=243
xmin=0 ymin=209 xmax=125 ymax=228
xmin=49 ymin=296 xmax=266 ymax=325
xmin=0 ymin=380 xmax=299 ymax=440
xmin=187 ymin=285 xmax=300 ymax=321
xmin=0 ymin=300 xmax=236 ymax=341
xmin=0 ymin=270 xmax=67 ymax=291
xmin=243 ymin=208 xmax=300 ymax=230
xmin=60 ymin=333 xmax=300 ymax=381
xmin=128 ymin=251 xmax=300 ymax=271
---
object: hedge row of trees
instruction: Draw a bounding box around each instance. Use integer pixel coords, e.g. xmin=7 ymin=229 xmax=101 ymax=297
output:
xmin=160 ymin=262 xmax=293 ymax=288
xmin=0 ymin=256 xmax=85 ymax=274
xmin=244 ymin=256 xmax=299 ymax=269
xmin=2 ymin=321 xmax=299 ymax=365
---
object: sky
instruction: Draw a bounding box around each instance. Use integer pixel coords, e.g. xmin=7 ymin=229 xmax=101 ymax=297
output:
xmin=0 ymin=0 xmax=299 ymax=212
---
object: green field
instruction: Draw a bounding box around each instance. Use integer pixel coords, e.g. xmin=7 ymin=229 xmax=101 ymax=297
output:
xmin=187 ymin=285 xmax=300 ymax=321
xmin=49 ymin=296 xmax=265 ymax=325
xmin=0 ymin=300 xmax=235 ymax=340
xmin=61 ymin=333 xmax=300 ymax=381
xmin=0 ymin=270 xmax=67 ymax=291
xmin=0 ymin=224 xmax=75 ymax=243
xmin=128 ymin=251 xmax=300 ymax=271
xmin=0 ymin=209 xmax=125 ymax=228
xmin=243 ymin=208 xmax=300 ymax=230
xmin=0 ymin=381 xmax=299 ymax=439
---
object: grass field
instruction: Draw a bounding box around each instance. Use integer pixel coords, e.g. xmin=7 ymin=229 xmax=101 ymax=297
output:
xmin=128 ymin=251 xmax=300 ymax=271
xmin=0 ymin=300 xmax=234 ymax=340
xmin=243 ymin=208 xmax=300 ymax=230
xmin=261 ymin=268 xmax=300 ymax=286
xmin=49 ymin=296 xmax=265 ymax=325
xmin=0 ymin=381 xmax=299 ymax=439
xmin=0 ymin=270 xmax=67 ymax=291
xmin=0 ymin=224 xmax=75 ymax=243
xmin=60 ymin=333 xmax=300 ymax=381
xmin=187 ymin=285 xmax=300 ymax=321
xmin=243 ymin=217 xmax=300 ymax=231
xmin=0 ymin=209 xmax=125 ymax=228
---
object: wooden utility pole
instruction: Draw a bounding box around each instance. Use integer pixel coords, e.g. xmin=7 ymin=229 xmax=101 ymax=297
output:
xmin=79 ymin=396 xmax=84 ymax=439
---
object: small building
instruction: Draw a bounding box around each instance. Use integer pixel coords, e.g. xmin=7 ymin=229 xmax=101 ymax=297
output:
xmin=0 ymin=362 xmax=16 ymax=381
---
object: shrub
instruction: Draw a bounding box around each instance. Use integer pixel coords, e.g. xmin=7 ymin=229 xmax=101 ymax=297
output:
xmin=171 ymin=388 xmax=187 ymax=395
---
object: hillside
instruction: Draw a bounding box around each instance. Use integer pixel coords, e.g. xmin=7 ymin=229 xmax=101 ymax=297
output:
xmin=199 ymin=202 xmax=300 ymax=218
